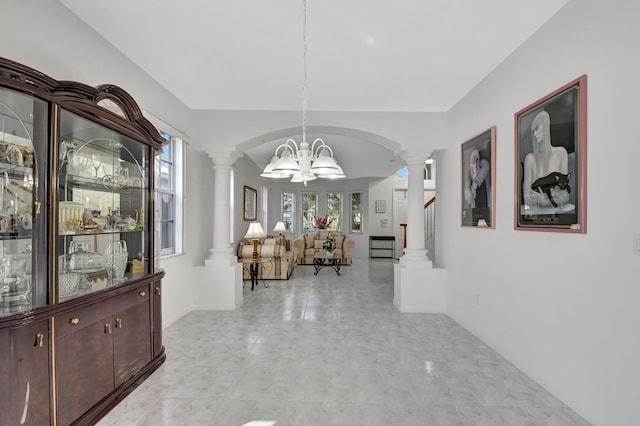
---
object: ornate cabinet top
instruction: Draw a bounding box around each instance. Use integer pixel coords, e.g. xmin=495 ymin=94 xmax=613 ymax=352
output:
xmin=0 ymin=56 xmax=164 ymax=151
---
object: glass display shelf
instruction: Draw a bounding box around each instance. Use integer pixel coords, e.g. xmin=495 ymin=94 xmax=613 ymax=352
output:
xmin=56 ymin=108 xmax=151 ymax=303
xmin=0 ymin=87 xmax=41 ymax=318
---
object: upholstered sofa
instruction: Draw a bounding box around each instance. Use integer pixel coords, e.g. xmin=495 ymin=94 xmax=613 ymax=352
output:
xmin=293 ymin=231 xmax=355 ymax=265
xmin=237 ymin=236 xmax=295 ymax=280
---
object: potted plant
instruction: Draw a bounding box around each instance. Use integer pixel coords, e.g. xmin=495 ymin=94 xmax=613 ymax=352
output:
xmin=314 ymin=216 xmax=332 ymax=229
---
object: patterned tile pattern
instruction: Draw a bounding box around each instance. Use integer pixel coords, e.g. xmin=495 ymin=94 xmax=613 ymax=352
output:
xmin=98 ymin=259 xmax=590 ymax=425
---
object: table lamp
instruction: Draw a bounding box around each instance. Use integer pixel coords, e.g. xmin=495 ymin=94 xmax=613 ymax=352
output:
xmin=273 ymin=221 xmax=286 ymax=238
xmin=244 ymin=222 xmax=266 ymax=261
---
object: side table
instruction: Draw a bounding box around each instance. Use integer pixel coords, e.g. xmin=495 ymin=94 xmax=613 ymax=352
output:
xmin=239 ymin=257 xmax=272 ymax=290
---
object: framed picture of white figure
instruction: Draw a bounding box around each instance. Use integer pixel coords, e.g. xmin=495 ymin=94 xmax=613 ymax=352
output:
xmin=461 ymin=127 xmax=496 ymax=228
xmin=514 ymin=75 xmax=587 ymax=233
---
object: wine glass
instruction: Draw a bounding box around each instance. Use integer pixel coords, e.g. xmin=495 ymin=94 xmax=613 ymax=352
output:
xmin=91 ymin=154 xmax=101 ymax=178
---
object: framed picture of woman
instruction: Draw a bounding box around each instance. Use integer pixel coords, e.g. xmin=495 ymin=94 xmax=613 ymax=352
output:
xmin=514 ymin=75 xmax=587 ymax=233
xmin=461 ymin=127 xmax=496 ymax=228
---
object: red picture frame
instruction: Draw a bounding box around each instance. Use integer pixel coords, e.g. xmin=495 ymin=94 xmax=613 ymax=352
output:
xmin=461 ymin=127 xmax=496 ymax=228
xmin=514 ymin=75 xmax=587 ymax=233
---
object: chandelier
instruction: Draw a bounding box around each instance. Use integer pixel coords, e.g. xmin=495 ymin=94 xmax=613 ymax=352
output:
xmin=261 ymin=0 xmax=345 ymax=186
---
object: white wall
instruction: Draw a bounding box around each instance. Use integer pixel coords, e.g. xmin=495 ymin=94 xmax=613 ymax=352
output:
xmin=444 ymin=1 xmax=640 ymax=425
xmin=160 ymin=146 xmax=214 ymax=326
xmin=1 ymin=0 xmax=201 ymax=328
xmin=233 ymin=155 xmax=263 ymax=245
xmin=192 ymin=109 xmax=448 ymax=155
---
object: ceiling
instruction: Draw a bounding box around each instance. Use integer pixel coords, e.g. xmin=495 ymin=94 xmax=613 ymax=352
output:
xmin=59 ymin=0 xmax=569 ymax=179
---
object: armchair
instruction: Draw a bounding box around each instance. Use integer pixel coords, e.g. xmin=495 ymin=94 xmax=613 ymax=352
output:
xmin=237 ymin=236 xmax=295 ymax=280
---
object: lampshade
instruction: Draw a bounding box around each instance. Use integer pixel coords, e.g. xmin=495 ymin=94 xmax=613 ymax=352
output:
xmin=271 ymin=149 xmax=300 ymax=175
xmin=318 ymin=163 xmax=345 ymax=179
xmin=261 ymin=156 xmax=290 ymax=178
xmin=244 ymin=222 xmax=266 ymax=239
xmin=309 ymin=147 xmax=340 ymax=174
xmin=273 ymin=221 xmax=287 ymax=233
xmin=290 ymin=171 xmax=317 ymax=183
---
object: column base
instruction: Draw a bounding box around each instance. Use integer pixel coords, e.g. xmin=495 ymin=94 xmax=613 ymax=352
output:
xmin=401 ymin=248 xmax=429 ymax=263
xmin=194 ymin=256 xmax=243 ymax=310
xmin=208 ymin=247 xmax=236 ymax=262
xmin=393 ymin=259 xmax=446 ymax=313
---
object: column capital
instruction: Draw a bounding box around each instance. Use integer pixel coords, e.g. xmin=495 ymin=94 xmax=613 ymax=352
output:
xmin=400 ymin=151 xmax=428 ymax=166
xmin=207 ymin=150 xmax=240 ymax=167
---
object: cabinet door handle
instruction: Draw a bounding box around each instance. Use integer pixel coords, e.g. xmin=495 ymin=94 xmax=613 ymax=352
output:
xmin=115 ymin=318 xmax=122 ymax=328
xmin=35 ymin=333 xmax=44 ymax=348
xmin=155 ymin=287 xmax=161 ymax=296
xmin=69 ymin=318 xmax=80 ymax=325
xmin=138 ymin=291 xmax=146 ymax=297
xmin=105 ymin=323 xmax=112 ymax=334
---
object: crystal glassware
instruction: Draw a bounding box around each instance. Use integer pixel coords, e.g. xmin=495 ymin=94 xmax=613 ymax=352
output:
xmin=104 ymin=240 xmax=128 ymax=280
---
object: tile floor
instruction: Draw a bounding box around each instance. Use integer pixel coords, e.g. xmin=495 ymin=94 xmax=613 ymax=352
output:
xmin=98 ymin=259 xmax=590 ymax=425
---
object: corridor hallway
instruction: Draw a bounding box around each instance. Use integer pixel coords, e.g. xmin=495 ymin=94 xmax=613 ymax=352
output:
xmin=98 ymin=259 xmax=588 ymax=425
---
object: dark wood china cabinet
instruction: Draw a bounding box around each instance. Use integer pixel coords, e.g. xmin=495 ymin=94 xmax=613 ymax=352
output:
xmin=0 ymin=57 xmax=166 ymax=425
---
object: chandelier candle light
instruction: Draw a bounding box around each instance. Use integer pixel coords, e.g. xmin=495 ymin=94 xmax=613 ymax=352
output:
xmin=261 ymin=0 xmax=346 ymax=186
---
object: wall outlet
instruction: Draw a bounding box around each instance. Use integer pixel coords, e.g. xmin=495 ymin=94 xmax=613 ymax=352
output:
xmin=635 ymin=234 xmax=640 ymax=255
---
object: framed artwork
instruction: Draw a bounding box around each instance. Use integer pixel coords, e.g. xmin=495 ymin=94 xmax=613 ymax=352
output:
xmin=514 ymin=75 xmax=587 ymax=233
xmin=461 ymin=127 xmax=496 ymax=228
xmin=375 ymin=200 xmax=386 ymax=213
xmin=243 ymin=185 xmax=257 ymax=221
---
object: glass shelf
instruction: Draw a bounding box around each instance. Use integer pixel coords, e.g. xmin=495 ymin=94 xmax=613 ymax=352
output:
xmin=0 ymin=87 xmax=41 ymax=318
xmin=56 ymin=108 xmax=150 ymax=303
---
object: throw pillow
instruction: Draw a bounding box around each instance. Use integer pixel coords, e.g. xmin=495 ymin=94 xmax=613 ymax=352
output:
xmin=304 ymin=235 xmax=315 ymax=249
xmin=314 ymin=240 xmax=325 ymax=249
xmin=240 ymin=245 xmax=258 ymax=258
xmin=333 ymin=236 xmax=344 ymax=249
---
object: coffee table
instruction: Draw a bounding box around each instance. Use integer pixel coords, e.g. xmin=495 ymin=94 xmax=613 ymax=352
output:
xmin=313 ymin=251 xmax=341 ymax=276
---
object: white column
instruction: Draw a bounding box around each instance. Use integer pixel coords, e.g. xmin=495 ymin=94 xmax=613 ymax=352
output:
xmin=208 ymin=154 xmax=235 ymax=260
xmin=193 ymin=150 xmax=243 ymax=310
xmin=402 ymin=153 xmax=428 ymax=261
xmin=393 ymin=151 xmax=446 ymax=313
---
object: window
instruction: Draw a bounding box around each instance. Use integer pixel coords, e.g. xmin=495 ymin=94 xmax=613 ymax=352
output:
xmin=261 ymin=185 xmax=269 ymax=235
xmin=153 ymin=128 xmax=184 ymax=258
xmin=326 ymin=192 xmax=342 ymax=232
xmin=301 ymin=192 xmax=317 ymax=232
xmin=350 ymin=192 xmax=363 ymax=233
xmin=145 ymin=112 xmax=185 ymax=258
xmin=282 ymin=191 xmax=295 ymax=233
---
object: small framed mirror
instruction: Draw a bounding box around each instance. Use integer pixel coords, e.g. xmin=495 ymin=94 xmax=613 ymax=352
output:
xmin=243 ymin=185 xmax=257 ymax=221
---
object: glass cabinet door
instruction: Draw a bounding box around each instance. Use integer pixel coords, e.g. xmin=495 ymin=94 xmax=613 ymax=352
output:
xmin=0 ymin=87 xmax=47 ymax=317
xmin=57 ymin=109 xmax=150 ymax=301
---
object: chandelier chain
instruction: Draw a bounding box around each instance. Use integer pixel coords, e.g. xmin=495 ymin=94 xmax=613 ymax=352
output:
xmin=301 ymin=0 xmax=307 ymax=142
xmin=261 ymin=0 xmax=344 ymax=183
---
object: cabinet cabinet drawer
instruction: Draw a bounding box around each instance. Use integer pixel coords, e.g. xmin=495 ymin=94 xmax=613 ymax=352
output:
xmin=56 ymin=299 xmax=113 ymax=338
xmin=114 ymin=285 xmax=150 ymax=313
